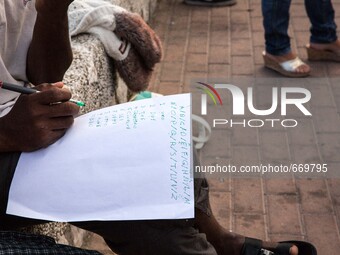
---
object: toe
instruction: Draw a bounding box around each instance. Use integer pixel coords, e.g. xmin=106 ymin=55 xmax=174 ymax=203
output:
xmin=296 ymin=64 xmax=310 ymax=74
xmin=290 ymin=245 xmax=299 ymax=255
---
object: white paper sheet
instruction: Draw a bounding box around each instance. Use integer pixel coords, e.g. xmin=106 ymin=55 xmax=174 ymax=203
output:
xmin=7 ymin=94 xmax=194 ymax=222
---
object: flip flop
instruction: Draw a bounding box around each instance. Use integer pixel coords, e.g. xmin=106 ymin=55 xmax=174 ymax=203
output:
xmin=241 ymin=237 xmax=317 ymax=255
xmin=262 ymin=51 xmax=310 ymax=78
xmin=306 ymin=44 xmax=340 ymax=62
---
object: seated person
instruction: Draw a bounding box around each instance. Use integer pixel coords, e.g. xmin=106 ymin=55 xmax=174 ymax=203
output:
xmin=0 ymin=1 xmax=316 ymax=254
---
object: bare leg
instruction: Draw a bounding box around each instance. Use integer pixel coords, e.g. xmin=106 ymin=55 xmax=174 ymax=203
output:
xmin=195 ymin=209 xmax=298 ymax=255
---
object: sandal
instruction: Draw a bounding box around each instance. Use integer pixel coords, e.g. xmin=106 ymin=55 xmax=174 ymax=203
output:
xmin=241 ymin=237 xmax=317 ymax=255
xmin=306 ymin=44 xmax=340 ymax=62
xmin=262 ymin=51 xmax=310 ymax=78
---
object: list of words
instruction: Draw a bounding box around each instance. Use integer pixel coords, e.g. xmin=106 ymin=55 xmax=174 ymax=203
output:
xmin=85 ymin=94 xmax=193 ymax=206
xmin=8 ymin=93 xmax=194 ymax=221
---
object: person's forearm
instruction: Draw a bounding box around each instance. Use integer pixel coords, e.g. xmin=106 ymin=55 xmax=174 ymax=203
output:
xmin=27 ymin=7 xmax=72 ymax=84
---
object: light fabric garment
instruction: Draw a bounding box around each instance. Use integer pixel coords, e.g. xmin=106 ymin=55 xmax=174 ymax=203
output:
xmin=68 ymin=0 xmax=131 ymax=61
xmin=0 ymin=0 xmax=37 ymax=117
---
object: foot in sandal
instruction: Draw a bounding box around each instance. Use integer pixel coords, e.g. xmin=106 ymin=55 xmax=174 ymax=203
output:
xmin=195 ymin=209 xmax=317 ymax=255
xmin=307 ymin=39 xmax=340 ymax=62
xmin=240 ymin=237 xmax=317 ymax=255
xmin=211 ymin=230 xmax=317 ymax=255
xmin=213 ymin=231 xmax=301 ymax=255
xmin=263 ymin=51 xmax=311 ymax=78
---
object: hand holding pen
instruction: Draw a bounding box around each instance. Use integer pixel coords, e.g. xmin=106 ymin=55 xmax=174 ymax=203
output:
xmin=0 ymin=81 xmax=85 ymax=107
xmin=0 ymin=82 xmax=81 ymax=152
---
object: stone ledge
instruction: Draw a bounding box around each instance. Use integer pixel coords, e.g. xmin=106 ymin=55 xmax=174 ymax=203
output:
xmin=65 ymin=0 xmax=159 ymax=114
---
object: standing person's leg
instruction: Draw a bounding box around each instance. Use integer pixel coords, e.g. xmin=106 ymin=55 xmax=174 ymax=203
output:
xmin=262 ymin=0 xmax=310 ymax=77
xmin=305 ymin=0 xmax=337 ymax=44
xmin=262 ymin=0 xmax=292 ymax=56
xmin=305 ymin=0 xmax=340 ymax=61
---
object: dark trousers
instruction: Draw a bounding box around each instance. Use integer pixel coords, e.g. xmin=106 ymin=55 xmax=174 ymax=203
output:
xmin=262 ymin=0 xmax=338 ymax=55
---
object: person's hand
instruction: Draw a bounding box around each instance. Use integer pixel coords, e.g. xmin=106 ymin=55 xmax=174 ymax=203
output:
xmin=35 ymin=0 xmax=74 ymax=15
xmin=0 ymin=82 xmax=80 ymax=152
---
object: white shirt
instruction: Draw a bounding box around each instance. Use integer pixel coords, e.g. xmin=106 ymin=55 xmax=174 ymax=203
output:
xmin=0 ymin=0 xmax=37 ymax=117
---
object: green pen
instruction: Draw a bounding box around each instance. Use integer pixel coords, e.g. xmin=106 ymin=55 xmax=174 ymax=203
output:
xmin=69 ymin=99 xmax=86 ymax=107
xmin=0 ymin=81 xmax=86 ymax=107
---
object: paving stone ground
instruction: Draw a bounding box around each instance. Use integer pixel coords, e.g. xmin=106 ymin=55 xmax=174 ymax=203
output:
xmin=147 ymin=1 xmax=340 ymax=255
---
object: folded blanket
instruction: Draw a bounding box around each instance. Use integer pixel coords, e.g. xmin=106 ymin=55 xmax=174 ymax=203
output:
xmin=68 ymin=0 xmax=162 ymax=92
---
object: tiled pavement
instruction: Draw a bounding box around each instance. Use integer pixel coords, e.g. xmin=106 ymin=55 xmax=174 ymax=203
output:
xmin=147 ymin=0 xmax=340 ymax=255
